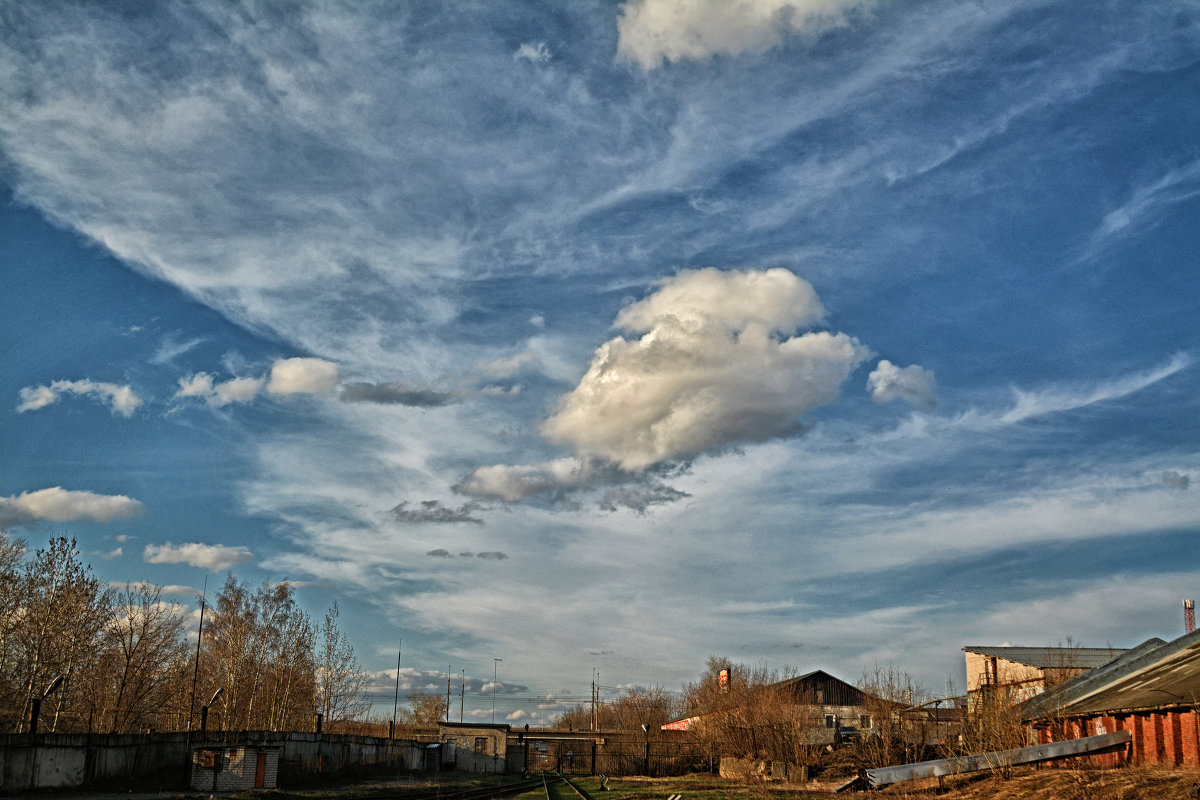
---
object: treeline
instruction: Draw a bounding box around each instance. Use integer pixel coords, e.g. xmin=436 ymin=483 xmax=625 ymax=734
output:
xmin=0 ymin=534 xmax=367 ymax=735
xmin=554 ymin=685 xmax=681 ymax=731
xmin=551 ymin=658 xmax=948 ymax=773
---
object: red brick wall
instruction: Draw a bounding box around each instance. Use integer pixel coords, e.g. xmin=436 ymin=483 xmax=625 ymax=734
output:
xmin=1047 ymin=709 xmax=1200 ymax=768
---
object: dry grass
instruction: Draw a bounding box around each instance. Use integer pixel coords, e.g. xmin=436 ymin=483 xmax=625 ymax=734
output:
xmin=595 ymin=767 xmax=1200 ymax=800
xmin=144 ymin=768 xmax=1200 ymax=800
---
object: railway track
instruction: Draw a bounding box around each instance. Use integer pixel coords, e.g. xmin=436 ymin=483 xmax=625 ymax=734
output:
xmin=323 ymin=772 xmax=565 ymax=800
xmin=558 ymin=774 xmax=594 ymax=800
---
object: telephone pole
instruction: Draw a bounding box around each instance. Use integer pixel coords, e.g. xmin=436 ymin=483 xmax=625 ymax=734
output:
xmin=492 ymin=658 xmax=502 ymax=724
xmin=391 ymin=640 xmax=401 ymax=738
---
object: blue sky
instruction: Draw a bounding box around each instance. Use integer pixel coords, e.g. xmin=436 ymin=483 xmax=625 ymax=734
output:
xmin=2 ymin=0 xmax=1199 ymax=723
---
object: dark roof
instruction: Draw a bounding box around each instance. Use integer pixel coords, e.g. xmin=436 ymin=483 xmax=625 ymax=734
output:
xmin=774 ymin=669 xmax=868 ymax=706
xmin=1022 ymin=635 xmax=1195 ymax=719
xmin=962 ymin=645 xmax=1127 ymax=670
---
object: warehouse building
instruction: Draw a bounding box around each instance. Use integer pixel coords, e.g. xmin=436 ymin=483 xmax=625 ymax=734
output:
xmin=1022 ymin=631 xmax=1200 ymax=767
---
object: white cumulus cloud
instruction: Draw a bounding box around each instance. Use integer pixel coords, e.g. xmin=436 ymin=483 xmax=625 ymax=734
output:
xmin=175 ymin=357 xmax=337 ymax=407
xmin=541 ymin=268 xmax=870 ymax=471
xmin=175 ymin=372 xmax=263 ymax=407
xmin=457 ymin=457 xmax=608 ymax=502
xmin=266 ymin=357 xmax=340 ymax=396
xmin=617 ymin=0 xmax=873 ymax=70
xmin=866 ymin=359 xmax=937 ymax=410
xmin=144 ymin=542 xmax=254 ymax=570
xmin=0 ymin=487 xmax=144 ymax=528
xmin=16 ymin=379 xmax=142 ymax=416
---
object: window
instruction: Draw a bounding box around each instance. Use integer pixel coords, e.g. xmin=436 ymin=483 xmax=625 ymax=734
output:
xmin=824 ymin=714 xmax=836 ymax=728
xmin=474 ymin=737 xmax=488 ymax=754
xmin=860 ymin=714 xmax=871 ymax=729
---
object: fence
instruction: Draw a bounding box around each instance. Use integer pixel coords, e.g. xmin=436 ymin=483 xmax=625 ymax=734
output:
xmin=518 ymin=730 xmax=706 ymax=776
xmin=0 ymin=730 xmax=427 ymax=792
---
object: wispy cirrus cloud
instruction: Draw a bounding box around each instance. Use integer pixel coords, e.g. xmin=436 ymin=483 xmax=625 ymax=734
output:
xmin=1088 ymin=158 xmax=1200 ymax=254
xmin=997 ymin=353 xmax=1190 ymax=425
xmin=151 ymin=333 xmax=208 ymax=366
xmin=0 ymin=487 xmax=144 ymax=528
xmin=17 ymin=379 xmax=142 ymax=416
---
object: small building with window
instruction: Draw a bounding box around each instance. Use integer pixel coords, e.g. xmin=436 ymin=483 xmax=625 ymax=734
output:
xmin=436 ymin=722 xmax=510 ymax=773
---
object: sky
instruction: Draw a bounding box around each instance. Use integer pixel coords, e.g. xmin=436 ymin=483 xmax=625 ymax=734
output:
xmin=2 ymin=0 xmax=1199 ymax=725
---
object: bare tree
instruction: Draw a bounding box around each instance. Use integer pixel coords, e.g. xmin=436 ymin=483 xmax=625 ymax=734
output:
xmin=683 ymin=659 xmax=821 ymax=769
xmin=315 ymin=601 xmax=369 ymax=729
xmin=555 ymin=685 xmax=680 ymax=731
xmin=855 ymin=664 xmax=930 ymax=768
xmin=0 ymin=532 xmax=27 ymax=730
xmin=202 ymin=576 xmax=316 ymax=732
xmin=403 ymin=690 xmax=449 ymax=726
xmin=99 ymin=582 xmax=188 ymax=733
xmin=7 ymin=537 xmax=111 ymax=732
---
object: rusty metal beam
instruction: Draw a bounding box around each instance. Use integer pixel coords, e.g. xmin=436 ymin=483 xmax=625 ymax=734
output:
xmin=862 ymin=730 xmax=1131 ymax=788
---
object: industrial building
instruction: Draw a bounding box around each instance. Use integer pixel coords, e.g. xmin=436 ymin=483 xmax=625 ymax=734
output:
xmin=1022 ymin=630 xmax=1200 ymax=767
xmin=963 ymin=644 xmax=1130 ymax=705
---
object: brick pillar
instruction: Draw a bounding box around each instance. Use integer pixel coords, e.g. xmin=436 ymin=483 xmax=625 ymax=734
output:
xmin=1181 ymin=710 xmax=1200 ymax=768
xmin=1108 ymin=716 xmax=1123 ymax=767
xmin=1132 ymin=714 xmax=1146 ymax=765
xmin=1145 ymin=712 xmax=1164 ymax=765
xmin=1109 ymin=716 xmax=1122 ymax=766
xmin=1167 ymin=710 xmax=1184 ymax=766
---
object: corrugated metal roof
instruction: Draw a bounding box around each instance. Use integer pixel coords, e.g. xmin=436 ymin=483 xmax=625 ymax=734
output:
xmin=1023 ymin=634 xmax=1199 ymax=719
xmin=962 ymin=645 xmax=1127 ymax=670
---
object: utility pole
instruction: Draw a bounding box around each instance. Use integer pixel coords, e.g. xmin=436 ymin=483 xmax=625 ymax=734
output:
xmin=445 ymin=666 xmax=452 ymax=722
xmin=492 ymin=658 xmax=502 ymax=724
xmin=591 ymin=669 xmax=597 ymax=731
xmin=459 ymin=669 xmax=465 ymax=723
xmin=186 ymin=578 xmax=208 ymax=737
xmin=390 ymin=640 xmax=401 ymax=738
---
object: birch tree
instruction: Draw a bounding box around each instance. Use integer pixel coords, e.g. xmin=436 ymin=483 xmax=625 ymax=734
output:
xmin=315 ymin=601 xmax=368 ymax=729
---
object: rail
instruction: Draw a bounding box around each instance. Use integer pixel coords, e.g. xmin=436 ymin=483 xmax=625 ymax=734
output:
xmin=333 ymin=773 xmax=556 ymax=800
